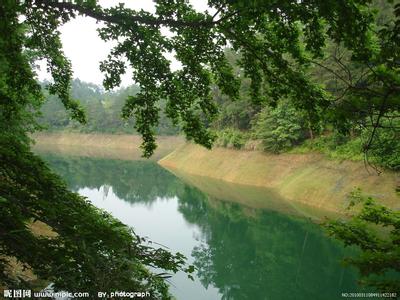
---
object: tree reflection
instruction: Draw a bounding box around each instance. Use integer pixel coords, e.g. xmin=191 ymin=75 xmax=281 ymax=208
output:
xmin=177 ymin=185 xmax=363 ymax=300
xmin=42 ymin=154 xmax=363 ymax=300
xmin=41 ymin=153 xmax=183 ymax=204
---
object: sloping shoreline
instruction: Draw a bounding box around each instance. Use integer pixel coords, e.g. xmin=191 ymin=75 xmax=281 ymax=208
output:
xmin=33 ymin=132 xmax=184 ymax=161
xmin=33 ymin=133 xmax=399 ymax=215
xmin=159 ymin=143 xmax=399 ymax=214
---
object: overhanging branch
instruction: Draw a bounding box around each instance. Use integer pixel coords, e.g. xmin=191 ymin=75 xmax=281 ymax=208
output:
xmin=33 ymin=0 xmax=232 ymax=29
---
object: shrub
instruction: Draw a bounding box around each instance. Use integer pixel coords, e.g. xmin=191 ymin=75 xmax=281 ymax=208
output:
xmin=291 ymin=123 xmax=399 ymax=171
xmin=291 ymin=133 xmax=363 ymax=160
xmin=215 ymin=128 xmax=248 ymax=149
xmin=364 ymin=123 xmax=400 ymax=171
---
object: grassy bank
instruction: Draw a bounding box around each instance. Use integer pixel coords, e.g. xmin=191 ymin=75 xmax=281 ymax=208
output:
xmin=159 ymin=143 xmax=399 ymax=214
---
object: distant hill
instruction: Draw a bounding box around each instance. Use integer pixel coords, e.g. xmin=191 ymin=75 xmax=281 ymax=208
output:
xmin=39 ymin=78 xmax=180 ymax=135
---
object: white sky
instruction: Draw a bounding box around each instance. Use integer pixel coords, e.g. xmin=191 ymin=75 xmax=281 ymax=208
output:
xmin=36 ymin=0 xmax=212 ymax=87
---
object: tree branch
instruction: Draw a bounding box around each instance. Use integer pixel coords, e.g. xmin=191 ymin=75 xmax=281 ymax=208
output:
xmin=34 ymin=0 xmax=229 ymax=29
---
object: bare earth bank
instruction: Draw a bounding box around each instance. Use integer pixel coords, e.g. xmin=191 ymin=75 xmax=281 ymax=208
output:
xmin=159 ymin=143 xmax=399 ymax=216
xmin=33 ymin=132 xmax=185 ymax=161
xmin=33 ymin=133 xmax=399 ymax=217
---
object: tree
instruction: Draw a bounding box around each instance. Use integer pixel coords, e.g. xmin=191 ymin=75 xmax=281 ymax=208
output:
xmin=212 ymin=49 xmax=261 ymax=131
xmin=252 ymin=100 xmax=307 ymax=153
xmin=307 ymin=1 xmax=400 ymax=164
xmin=1 ymin=0 xmax=398 ymax=295
xmin=20 ymin=0 xmax=383 ymax=156
xmin=324 ymin=190 xmax=400 ymax=293
xmin=0 ymin=1 xmax=189 ymax=296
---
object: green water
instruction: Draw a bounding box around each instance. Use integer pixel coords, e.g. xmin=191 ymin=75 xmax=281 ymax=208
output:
xmin=41 ymin=153 xmax=363 ymax=300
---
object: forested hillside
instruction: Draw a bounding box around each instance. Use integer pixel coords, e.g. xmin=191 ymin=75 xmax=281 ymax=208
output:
xmin=40 ymin=79 xmax=180 ymax=135
xmin=41 ymin=43 xmax=399 ymax=171
xmin=2 ymin=0 xmax=399 ymax=296
xmin=39 ymin=1 xmax=399 ymax=171
xmin=211 ymin=47 xmax=400 ymax=171
xmin=208 ymin=0 xmax=399 ymax=172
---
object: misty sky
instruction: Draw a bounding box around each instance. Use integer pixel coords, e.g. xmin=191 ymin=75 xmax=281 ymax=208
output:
xmin=36 ymin=0 xmax=212 ymax=87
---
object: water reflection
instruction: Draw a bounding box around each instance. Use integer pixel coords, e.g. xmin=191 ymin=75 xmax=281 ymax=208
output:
xmin=41 ymin=153 xmax=363 ymax=300
xmin=177 ymin=186 xmax=361 ymax=300
xmin=43 ymin=153 xmax=183 ymax=204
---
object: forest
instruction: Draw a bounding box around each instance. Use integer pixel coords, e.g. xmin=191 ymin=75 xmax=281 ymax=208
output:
xmin=40 ymin=79 xmax=180 ymax=135
xmin=1 ymin=0 xmax=399 ymax=298
xmin=40 ymin=38 xmax=400 ymax=171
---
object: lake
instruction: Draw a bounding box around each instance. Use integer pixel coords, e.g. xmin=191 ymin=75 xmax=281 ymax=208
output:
xmin=40 ymin=152 xmax=363 ymax=300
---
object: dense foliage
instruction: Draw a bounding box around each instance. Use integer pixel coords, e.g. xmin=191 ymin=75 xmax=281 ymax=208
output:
xmin=1 ymin=0 xmax=399 ymax=296
xmin=324 ymin=190 xmax=400 ymax=292
xmin=214 ymin=128 xmax=248 ymax=149
xmin=40 ymin=79 xmax=180 ymax=135
xmin=251 ymin=100 xmax=307 ymax=153
xmin=22 ymin=0 xmax=395 ymax=156
xmin=0 ymin=1 xmax=189 ymax=296
xmin=209 ymin=1 xmax=400 ymax=172
xmin=1 ymin=140 xmax=187 ymax=296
